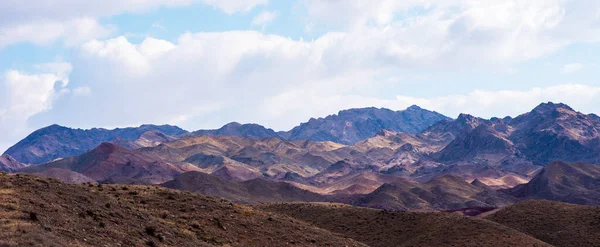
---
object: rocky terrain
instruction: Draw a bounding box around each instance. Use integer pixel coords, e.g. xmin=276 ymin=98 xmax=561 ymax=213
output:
xmin=0 ymin=173 xmax=364 ymax=247
xmin=486 ymin=200 xmax=600 ymax=247
xmin=5 ymin=102 xmax=600 ymax=212
xmin=341 ymin=175 xmax=516 ymax=210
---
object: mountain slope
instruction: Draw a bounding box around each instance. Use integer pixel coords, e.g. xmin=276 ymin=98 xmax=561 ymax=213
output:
xmin=346 ymin=175 xmax=516 ymax=210
xmin=285 ymin=106 xmax=450 ymax=144
xmin=264 ymin=203 xmax=551 ymax=247
xmin=506 ymin=161 xmax=600 ymax=205
xmin=0 ymin=173 xmax=364 ymax=247
xmin=509 ymin=102 xmax=600 ymax=165
xmin=111 ymin=130 xmax=178 ymax=149
xmin=0 ymin=154 xmax=27 ymax=172
xmin=486 ymin=200 xmax=600 ymax=247
xmin=161 ymin=171 xmax=326 ymax=203
xmin=20 ymin=143 xmax=197 ymax=184
xmin=4 ymin=124 xmax=188 ymax=164
xmin=193 ymin=122 xmax=282 ymax=139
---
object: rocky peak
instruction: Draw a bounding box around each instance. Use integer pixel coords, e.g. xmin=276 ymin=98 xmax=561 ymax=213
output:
xmin=532 ymin=102 xmax=574 ymax=114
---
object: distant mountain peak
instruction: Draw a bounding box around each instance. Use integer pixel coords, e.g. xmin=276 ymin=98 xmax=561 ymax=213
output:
xmin=406 ymin=105 xmax=423 ymax=110
xmin=533 ymin=102 xmax=574 ymax=113
xmin=223 ymin=122 xmax=243 ymax=127
xmin=4 ymin=124 xmax=188 ymax=164
xmin=287 ymin=106 xmax=450 ymax=144
xmin=192 ymin=122 xmax=281 ymax=139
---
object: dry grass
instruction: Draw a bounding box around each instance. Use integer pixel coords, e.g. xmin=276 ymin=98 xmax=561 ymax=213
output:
xmin=0 ymin=173 xmax=364 ymax=247
xmin=486 ymin=200 xmax=600 ymax=247
xmin=263 ymin=202 xmax=552 ymax=247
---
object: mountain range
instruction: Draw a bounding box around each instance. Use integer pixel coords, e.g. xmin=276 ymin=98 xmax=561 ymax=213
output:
xmin=4 ymin=124 xmax=188 ymax=164
xmin=5 ymin=102 xmax=600 ymax=211
xmin=3 ymin=106 xmax=448 ymax=165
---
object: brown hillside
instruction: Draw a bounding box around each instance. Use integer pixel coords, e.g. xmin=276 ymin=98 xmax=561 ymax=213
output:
xmin=263 ymin=203 xmax=551 ymax=247
xmin=0 ymin=173 xmax=364 ymax=247
xmin=486 ymin=200 xmax=600 ymax=247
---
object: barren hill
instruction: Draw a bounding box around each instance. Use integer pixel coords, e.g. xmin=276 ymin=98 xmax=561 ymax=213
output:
xmin=486 ymin=200 xmax=600 ymax=247
xmin=263 ymin=203 xmax=551 ymax=247
xmin=0 ymin=173 xmax=364 ymax=247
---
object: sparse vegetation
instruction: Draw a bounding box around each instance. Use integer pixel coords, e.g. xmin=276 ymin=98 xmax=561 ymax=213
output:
xmin=0 ymin=174 xmax=364 ymax=247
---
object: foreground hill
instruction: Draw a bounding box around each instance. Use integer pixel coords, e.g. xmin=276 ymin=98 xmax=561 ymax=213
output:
xmin=20 ymin=143 xmax=198 ymax=184
xmin=486 ymin=200 xmax=600 ymax=247
xmin=506 ymin=161 xmax=600 ymax=205
xmin=4 ymin=124 xmax=188 ymax=164
xmin=0 ymin=174 xmax=364 ymax=247
xmin=263 ymin=203 xmax=551 ymax=247
xmin=161 ymin=171 xmax=326 ymax=203
xmin=286 ymin=106 xmax=450 ymax=144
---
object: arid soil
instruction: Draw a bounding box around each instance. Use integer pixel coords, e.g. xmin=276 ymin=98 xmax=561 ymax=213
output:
xmin=0 ymin=173 xmax=364 ymax=247
xmin=262 ymin=202 xmax=552 ymax=247
xmin=486 ymin=200 xmax=600 ymax=247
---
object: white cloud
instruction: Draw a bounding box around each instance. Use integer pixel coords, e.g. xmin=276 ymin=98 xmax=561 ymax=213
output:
xmin=252 ymin=11 xmax=278 ymax=28
xmin=0 ymin=62 xmax=72 ymax=141
xmin=0 ymin=18 xmax=113 ymax=49
xmin=392 ymin=84 xmax=600 ymax=118
xmin=0 ymin=0 xmax=266 ymax=49
xmin=300 ymin=0 xmax=600 ymax=64
xmin=202 ymin=0 xmax=268 ymax=14
xmin=0 ymin=0 xmax=257 ymax=25
xmin=561 ymin=63 xmax=584 ymax=74
xmin=264 ymin=84 xmax=600 ymax=124
xmin=73 ymin=86 xmax=92 ymax=96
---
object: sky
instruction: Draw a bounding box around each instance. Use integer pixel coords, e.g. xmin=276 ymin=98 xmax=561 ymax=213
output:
xmin=1 ymin=0 xmax=600 ymax=152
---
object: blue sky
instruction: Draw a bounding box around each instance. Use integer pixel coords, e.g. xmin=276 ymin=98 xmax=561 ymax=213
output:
xmin=1 ymin=0 xmax=600 ymax=152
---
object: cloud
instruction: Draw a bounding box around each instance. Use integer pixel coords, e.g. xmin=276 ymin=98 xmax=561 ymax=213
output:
xmin=300 ymin=0 xmax=600 ymax=64
xmin=0 ymin=62 xmax=72 ymax=143
xmin=392 ymin=84 xmax=600 ymax=118
xmin=0 ymin=0 xmax=266 ymax=49
xmin=73 ymin=86 xmax=92 ymax=96
xmin=561 ymin=63 xmax=584 ymax=74
xmin=202 ymin=0 xmax=268 ymax=14
xmin=252 ymin=11 xmax=278 ymax=28
xmin=0 ymin=0 xmax=261 ymax=26
xmin=0 ymin=18 xmax=113 ymax=49
xmin=3 ymin=0 xmax=600 ymax=152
